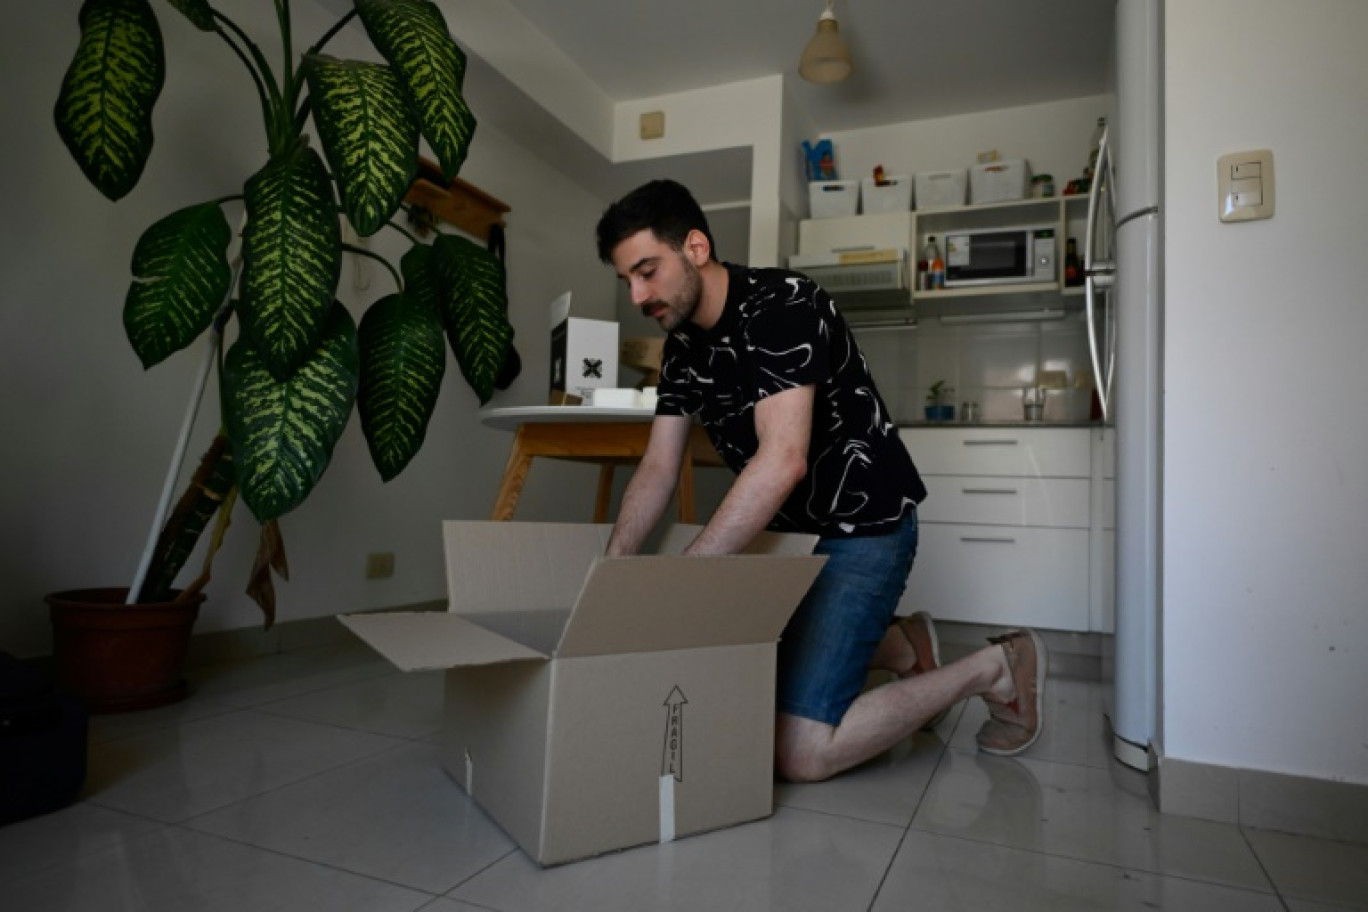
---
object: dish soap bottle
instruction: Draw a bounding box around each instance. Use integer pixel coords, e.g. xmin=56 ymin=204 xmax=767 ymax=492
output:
xmin=924 ymin=236 xmax=944 ymax=290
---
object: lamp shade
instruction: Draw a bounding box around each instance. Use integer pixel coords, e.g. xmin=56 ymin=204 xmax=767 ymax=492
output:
xmin=799 ymin=9 xmax=852 ymax=84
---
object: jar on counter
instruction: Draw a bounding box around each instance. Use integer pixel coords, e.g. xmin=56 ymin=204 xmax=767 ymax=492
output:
xmin=1031 ymin=174 xmax=1055 ymax=198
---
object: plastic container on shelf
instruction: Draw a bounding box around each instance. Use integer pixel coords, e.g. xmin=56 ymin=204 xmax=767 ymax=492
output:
xmin=808 ymin=180 xmax=860 ymax=218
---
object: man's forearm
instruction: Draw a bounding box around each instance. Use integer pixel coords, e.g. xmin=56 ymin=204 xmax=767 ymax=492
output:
xmin=684 ymin=449 xmax=806 ymax=555
xmin=605 ymin=459 xmax=677 ymax=556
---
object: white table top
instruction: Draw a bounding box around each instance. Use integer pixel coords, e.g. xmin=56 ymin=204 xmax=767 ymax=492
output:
xmin=480 ymin=405 xmax=657 ymax=432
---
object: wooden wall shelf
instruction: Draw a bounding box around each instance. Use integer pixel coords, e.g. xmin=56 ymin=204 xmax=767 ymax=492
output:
xmin=403 ymin=158 xmax=509 ymax=243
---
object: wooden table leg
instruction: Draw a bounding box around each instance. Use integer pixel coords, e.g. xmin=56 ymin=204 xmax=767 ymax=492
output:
xmin=595 ymin=464 xmax=615 ymax=523
xmin=491 ymin=427 xmax=533 ymax=521
xmin=675 ymin=457 xmax=696 ymax=523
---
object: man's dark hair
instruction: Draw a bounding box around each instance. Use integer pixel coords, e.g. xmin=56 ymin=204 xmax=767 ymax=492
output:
xmin=595 ymin=179 xmax=718 ymax=264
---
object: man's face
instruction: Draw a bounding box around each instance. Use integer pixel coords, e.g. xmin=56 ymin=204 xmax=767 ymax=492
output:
xmin=610 ymin=229 xmax=703 ymax=333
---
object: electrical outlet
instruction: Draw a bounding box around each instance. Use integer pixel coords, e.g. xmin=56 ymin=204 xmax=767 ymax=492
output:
xmin=365 ymin=552 xmax=395 ymax=579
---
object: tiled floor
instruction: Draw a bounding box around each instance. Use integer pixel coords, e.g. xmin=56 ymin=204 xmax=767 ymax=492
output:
xmin=4 ymin=642 xmax=1366 ymax=911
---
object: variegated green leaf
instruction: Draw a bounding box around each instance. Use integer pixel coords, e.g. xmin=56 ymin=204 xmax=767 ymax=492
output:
xmin=303 ymin=55 xmax=419 ymax=237
xmin=358 ymin=260 xmax=446 ymax=481
xmin=223 ymin=303 xmax=359 ymax=522
xmin=239 ymin=143 xmax=342 ymax=381
xmin=164 ymin=0 xmax=215 ymax=31
xmin=432 ymin=234 xmax=513 ymax=404
xmin=123 ymin=202 xmax=232 ymax=368
xmin=355 ymin=0 xmax=476 ymax=182
xmin=54 ymin=0 xmax=165 ymax=201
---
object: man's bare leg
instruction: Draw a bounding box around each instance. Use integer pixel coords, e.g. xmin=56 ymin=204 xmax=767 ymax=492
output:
xmin=775 ymin=643 xmax=1016 ymax=783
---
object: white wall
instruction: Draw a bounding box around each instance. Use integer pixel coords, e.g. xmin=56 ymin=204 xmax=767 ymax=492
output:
xmin=1162 ymin=0 xmax=1368 ymax=783
xmin=0 ymin=2 xmax=617 ymax=656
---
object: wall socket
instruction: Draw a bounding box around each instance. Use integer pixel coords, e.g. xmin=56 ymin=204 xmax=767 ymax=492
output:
xmin=639 ymin=110 xmax=665 ymax=140
xmin=365 ymin=551 xmax=395 ymax=579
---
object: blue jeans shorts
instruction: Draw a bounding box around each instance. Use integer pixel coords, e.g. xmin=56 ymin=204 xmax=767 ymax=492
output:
xmin=776 ymin=510 xmax=919 ymax=725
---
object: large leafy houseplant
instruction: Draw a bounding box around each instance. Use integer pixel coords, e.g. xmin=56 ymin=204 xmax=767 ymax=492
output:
xmin=54 ymin=0 xmax=513 ymax=624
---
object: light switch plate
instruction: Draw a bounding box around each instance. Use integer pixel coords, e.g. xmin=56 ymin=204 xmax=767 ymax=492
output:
xmin=1217 ymin=149 xmax=1274 ymax=222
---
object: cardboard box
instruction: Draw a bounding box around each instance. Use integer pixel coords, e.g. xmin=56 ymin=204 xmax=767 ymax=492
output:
xmin=549 ymin=291 xmax=619 ymax=404
xmin=915 ymin=170 xmax=968 ymax=210
xmin=340 ymin=522 xmax=825 ymax=866
xmin=808 ymin=180 xmax=860 ymax=218
xmin=620 ymin=335 xmax=664 ymax=387
xmin=860 ymin=175 xmax=913 ymax=214
xmin=970 ymin=158 xmax=1032 ymax=204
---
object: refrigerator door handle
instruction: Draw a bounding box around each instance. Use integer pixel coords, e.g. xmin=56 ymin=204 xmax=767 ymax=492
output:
xmin=1084 ymin=128 xmax=1116 ymax=422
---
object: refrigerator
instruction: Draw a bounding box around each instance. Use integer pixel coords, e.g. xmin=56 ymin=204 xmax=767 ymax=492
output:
xmin=1086 ymin=0 xmax=1163 ymax=771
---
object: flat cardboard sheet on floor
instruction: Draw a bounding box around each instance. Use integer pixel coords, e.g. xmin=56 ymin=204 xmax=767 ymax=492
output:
xmin=340 ymin=521 xmax=825 ymax=865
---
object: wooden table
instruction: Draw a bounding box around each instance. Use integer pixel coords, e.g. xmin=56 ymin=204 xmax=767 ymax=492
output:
xmin=480 ymin=406 xmax=723 ymax=522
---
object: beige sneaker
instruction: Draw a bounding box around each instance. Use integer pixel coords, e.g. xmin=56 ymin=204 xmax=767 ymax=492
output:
xmin=976 ymin=628 xmax=1047 ymax=756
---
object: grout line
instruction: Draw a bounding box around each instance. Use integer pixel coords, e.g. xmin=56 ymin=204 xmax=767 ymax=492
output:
xmin=865 ymin=732 xmax=955 ymax=911
xmin=1238 ymin=826 xmax=1293 ymax=912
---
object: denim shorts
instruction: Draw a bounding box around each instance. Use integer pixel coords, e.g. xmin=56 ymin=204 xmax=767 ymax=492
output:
xmin=776 ymin=510 xmax=919 ymax=725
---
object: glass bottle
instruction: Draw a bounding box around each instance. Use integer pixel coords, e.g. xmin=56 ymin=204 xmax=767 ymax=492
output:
xmin=1065 ymin=237 xmax=1081 ymax=287
xmin=924 ymin=236 xmax=944 ymax=290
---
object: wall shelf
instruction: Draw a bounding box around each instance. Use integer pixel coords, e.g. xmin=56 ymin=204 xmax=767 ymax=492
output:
xmin=403 ymin=158 xmax=510 ymax=243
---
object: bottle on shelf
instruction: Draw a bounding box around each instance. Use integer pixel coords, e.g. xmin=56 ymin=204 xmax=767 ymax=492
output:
xmin=1065 ymin=237 xmax=1081 ymax=287
xmin=924 ymin=236 xmax=945 ymax=290
xmin=1086 ymin=116 xmax=1107 ymax=183
xmin=916 ymin=257 xmax=929 ymax=291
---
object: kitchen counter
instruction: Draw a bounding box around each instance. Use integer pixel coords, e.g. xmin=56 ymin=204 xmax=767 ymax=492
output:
xmin=897 ymin=420 xmax=1109 ymax=429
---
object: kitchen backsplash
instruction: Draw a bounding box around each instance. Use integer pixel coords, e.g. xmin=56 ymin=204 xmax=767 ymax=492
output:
xmin=853 ymin=312 xmax=1096 ymax=424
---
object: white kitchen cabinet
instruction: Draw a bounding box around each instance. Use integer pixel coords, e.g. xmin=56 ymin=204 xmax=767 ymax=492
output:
xmin=899 ymin=427 xmax=1103 ymax=631
xmin=1089 ymin=428 xmax=1116 ymax=632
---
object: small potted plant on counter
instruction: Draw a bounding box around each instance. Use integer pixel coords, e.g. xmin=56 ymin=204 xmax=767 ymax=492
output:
xmin=925 ymin=380 xmax=955 ymax=422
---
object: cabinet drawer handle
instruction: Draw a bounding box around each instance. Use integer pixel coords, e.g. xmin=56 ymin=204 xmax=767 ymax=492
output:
xmin=963 ymin=439 xmax=1019 ymax=446
xmin=960 ymin=536 xmax=1017 ymax=544
xmin=962 ymin=488 xmax=1019 ymax=495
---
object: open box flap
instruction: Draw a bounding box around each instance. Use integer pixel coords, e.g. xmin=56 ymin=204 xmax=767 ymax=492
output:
xmin=442 ymin=521 xmax=613 ymax=615
xmin=339 ymin=611 xmax=547 ymax=671
xmin=554 ymin=555 xmax=827 ymax=658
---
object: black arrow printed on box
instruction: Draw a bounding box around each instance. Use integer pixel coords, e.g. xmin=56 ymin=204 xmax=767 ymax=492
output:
xmin=659 ymin=686 xmax=687 ymax=844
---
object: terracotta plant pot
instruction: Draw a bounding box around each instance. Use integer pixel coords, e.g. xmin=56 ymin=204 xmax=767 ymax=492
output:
xmin=45 ymin=587 xmax=204 ymax=713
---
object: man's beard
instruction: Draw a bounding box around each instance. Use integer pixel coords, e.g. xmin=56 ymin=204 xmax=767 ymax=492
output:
xmin=645 ymin=254 xmax=702 ymax=332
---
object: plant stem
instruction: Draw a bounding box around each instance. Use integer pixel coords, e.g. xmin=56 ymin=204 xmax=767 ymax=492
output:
xmin=307 ymin=9 xmax=359 ymax=57
xmin=342 ymin=243 xmax=401 ymax=290
xmin=212 ymin=9 xmax=290 ymax=153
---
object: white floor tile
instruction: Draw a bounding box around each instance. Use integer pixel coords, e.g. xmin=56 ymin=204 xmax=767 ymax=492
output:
xmin=84 ymin=709 xmax=405 ymax=823
xmin=2 ymin=825 xmax=432 ymax=912
xmin=775 ymin=721 xmax=952 ymax=826
xmin=188 ymin=741 xmax=516 ymax=894
xmin=87 ymin=694 xmax=240 ymax=745
xmin=1246 ymin=827 xmax=1368 ymax=909
xmin=187 ymin=643 xmax=394 ymax=708
xmin=450 ymin=805 xmax=903 ymax=912
xmin=873 ymin=829 xmax=1284 ymax=912
xmin=913 ymin=748 xmax=1274 ymax=892
xmin=0 ymin=804 xmax=162 ymax=886
xmin=255 ymin=669 xmax=445 ymax=739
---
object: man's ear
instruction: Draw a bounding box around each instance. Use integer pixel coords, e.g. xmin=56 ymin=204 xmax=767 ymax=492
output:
xmin=683 ymin=228 xmax=712 ymax=266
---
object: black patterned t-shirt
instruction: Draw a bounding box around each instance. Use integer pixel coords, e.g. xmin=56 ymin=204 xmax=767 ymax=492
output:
xmin=656 ymin=263 xmax=926 ymax=537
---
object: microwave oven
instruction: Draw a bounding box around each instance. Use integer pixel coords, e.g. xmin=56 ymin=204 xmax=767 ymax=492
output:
xmin=943 ymin=225 xmax=1056 ymax=288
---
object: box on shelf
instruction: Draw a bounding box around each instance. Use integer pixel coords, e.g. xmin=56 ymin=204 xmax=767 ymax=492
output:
xmin=340 ymin=521 xmax=826 ymax=866
xmin=548 ymin=291 xmax=619 ymax=405
xmin=970 ymin=158 xmax=1032 ymax=204
xmin=860 ymin=175 xmax=913 ymax=214
xmin=914 ymin=170 xmax=968 ymax=210
xmin=808 ymin=180 xmax=860 ymax=218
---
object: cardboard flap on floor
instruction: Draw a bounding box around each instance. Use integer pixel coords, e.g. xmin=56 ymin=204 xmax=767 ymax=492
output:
xmin=338 ymin=612 xmax=547 ymax=671
xmin=554 ymin=554 xmax=826 ymax=658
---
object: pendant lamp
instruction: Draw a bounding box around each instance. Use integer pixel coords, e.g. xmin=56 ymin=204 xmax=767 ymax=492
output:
xmin=799 ymin=1 xmax=852 ymax=84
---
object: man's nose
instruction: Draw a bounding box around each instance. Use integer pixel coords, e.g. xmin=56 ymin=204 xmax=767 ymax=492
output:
xmin=630 ymin=280 xmax=651 ymax=306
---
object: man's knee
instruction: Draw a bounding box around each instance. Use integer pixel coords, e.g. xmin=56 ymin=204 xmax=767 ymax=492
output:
xmin=775 ymin=715 xmax=836 ymax=783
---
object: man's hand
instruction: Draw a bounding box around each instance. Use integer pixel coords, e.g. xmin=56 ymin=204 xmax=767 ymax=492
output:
xmin=685 ymin=385 xmax=813 ymax=555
